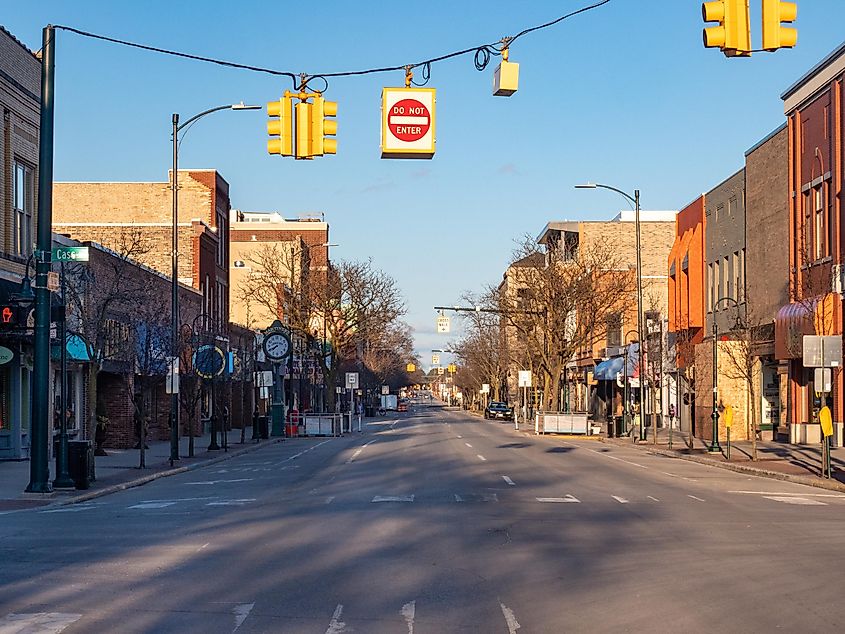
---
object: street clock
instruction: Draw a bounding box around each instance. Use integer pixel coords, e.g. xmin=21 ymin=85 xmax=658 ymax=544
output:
xmin=263 ymin=331 xmax=291 ymax=361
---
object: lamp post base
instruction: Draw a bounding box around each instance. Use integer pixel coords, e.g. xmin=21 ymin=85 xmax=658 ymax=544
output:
xmin=707 ymin=443 xmax=722 ymax=454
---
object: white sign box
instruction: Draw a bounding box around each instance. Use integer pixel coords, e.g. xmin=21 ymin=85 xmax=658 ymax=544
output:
xmin=437 ymin=316 xmax=450 ymax=333
xmin=518 ymin=370 xmax=532 ymax=388
xmin=381 ymin=87 xmax=436 ymax=159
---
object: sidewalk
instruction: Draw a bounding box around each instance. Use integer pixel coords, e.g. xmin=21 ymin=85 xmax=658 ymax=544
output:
xmin=603 ymin=424 xmax=845 ymax=492
xmin=0 ymin=427 xmax=285 ymax=511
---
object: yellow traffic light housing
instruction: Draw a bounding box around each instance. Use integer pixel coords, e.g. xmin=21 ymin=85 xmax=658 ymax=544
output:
xmin=762 ymin=0 xmax=797 ymax=51
xmin=310 ymin=96 xmax=338 ymax=156
xmin=295 ymin=101 xmax=312 ymax=159
xmin=702 ymin=0 xmax=751 ymax=56
xmin=267 ymin=95 xmax=293 ymax=156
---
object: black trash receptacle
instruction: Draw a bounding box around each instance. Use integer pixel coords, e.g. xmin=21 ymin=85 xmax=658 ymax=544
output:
xmin=258 ymin=415 xmax=270 ymax=439
xmin=365 ymin=406 xmax=375 ymax=417
xmin=68 ymin=440 xmax=92 ymax=490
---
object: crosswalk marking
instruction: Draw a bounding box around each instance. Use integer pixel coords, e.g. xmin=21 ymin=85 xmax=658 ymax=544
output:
xmin=612 ymin=496 xmax=629 ymax=504
xmin=763 ymin=496 xmax=827 ymax=506
xmin=233 ymin=603 xmax=255 ymax=632
xmin=0 ymin=612 xmax=81 ymax=633
xmin=688 ymin=495 xmax=706 ymax=502
xmin=647 ymin=496 xmax=660 ymax=502
xmin=500 ymin=602 xmax=521 ymax=633
xmin=502 ymin=475 xmax=516 ymax=486
xmin=129 ymin=501 xmax=176 ymax=509
xmin=206 ymin=499 xmax=256 ymax=506
xmin=372 ymin=495 xmax=414 ymax=503
xmin=537 ymin=495 xmax=580 ymax=503
xmin=325 ymin=604 xmax=347 ymax=634
xmin=40 ymin=502 xmax=104 ymax=514
xmin=477 ymin=454 xmax=487 ymax=461
xmin=465 ymin=442 xmax=473 ymax=448
xmin=401 ymin=601 xmax=416 ymax=634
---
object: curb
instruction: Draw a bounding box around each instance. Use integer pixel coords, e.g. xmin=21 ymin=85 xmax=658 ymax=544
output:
xmin=41 ymin=437 xmax=287 ymax=509
xmin=602 ymin=438 xmax=845 ymax=493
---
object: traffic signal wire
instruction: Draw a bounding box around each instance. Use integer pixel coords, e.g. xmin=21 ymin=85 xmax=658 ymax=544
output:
xmin=51 ymin=0 xmax=611 ymax=90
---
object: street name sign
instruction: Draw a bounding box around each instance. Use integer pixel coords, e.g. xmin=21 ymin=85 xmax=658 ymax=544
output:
xmin=381 ymin=88 xmax=436 ymax=159
xmin=52 ymin=246 xmax=89 ymax=262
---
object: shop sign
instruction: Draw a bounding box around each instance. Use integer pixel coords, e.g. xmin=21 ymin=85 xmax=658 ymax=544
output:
xmin=0 ymin=346 xmax=13 ymax=365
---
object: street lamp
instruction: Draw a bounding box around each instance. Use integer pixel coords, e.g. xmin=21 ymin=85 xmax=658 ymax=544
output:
xmin=576 ymin=182 xmax=645 ymax=441
xmin=709 ymin=296 xmax=741 ymax=454
xmin=170 ymin=102 xmax=260 ymax=466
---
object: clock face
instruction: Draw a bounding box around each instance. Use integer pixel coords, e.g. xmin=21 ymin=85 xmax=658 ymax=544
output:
xmin=264 ymin=332 xmax=290 ymax=360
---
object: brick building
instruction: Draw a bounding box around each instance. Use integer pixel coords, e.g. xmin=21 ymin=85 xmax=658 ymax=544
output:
xmin=0 ymin=25 xmax=40 ymax=460
xmin=536 ymin=211 xmax=676 ymax=419
xmin=777 ymin=43 xmax=845 ymax=445
xmin=52 ymin=169 xmax=231 ymax=328
xmin=667 ymin=195 xmax=706 ymax=436
xmin=745 ymin=125 xmax=790 ymax=439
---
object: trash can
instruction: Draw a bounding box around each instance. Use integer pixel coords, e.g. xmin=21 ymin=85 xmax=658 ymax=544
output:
xmin=365 ymin=406 xmax=375 ymax=417
xmin=257 ymin=415 xmax=269 ymax=439
xmin=68 ymin=440 xmax=92 ymax=490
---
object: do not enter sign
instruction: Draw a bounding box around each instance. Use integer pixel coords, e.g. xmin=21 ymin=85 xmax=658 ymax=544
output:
xmin=388 ymin=99 xmax=430 ymax=142
xmin=381 ymin=87 xmax=436 ymax=159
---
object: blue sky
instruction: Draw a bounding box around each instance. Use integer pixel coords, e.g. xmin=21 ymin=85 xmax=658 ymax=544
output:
xmin=4 ymin=1 xmax=844 ymax=368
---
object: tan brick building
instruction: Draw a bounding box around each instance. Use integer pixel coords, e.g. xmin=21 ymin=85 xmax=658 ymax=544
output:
xmin=52 ymin=169 xmax=231 ymax=328
xmin=0 ymin=25 xmax=40 ymax=460
xmin=230 ymin=211 xmax=331 ymax=329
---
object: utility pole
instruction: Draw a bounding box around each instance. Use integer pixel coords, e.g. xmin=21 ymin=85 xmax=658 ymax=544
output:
xmin=27 ymin=25 xmax=56 ymax=493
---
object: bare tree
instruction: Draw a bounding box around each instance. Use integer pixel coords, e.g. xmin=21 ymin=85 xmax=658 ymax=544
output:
xmin=495 ymin=236 xmax=634 ymax=411
xmin=238 ymin=245 xmax=406 ymax=410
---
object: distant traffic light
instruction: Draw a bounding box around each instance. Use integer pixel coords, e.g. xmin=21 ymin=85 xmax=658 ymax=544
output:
xmin=309 ymin=96 xmax=338 ymax=156
xmin=267 ymin=95 xmax=293 ymax=156
xmin=761 ymin=0 xmax=797 ymax=51
xmin=702 ymin=0 xmax=751 ymax=56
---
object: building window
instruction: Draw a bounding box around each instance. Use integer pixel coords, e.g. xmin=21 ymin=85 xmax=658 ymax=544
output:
xmin=13 ymin=161 xmax=34 ymax=257
xmin=707 ymin=263 xmax=714 ymax=312
xmin=606 ymin=313 xmax=622 ymax=348
xmin=814 ymin=186 xmax=824 ymax=260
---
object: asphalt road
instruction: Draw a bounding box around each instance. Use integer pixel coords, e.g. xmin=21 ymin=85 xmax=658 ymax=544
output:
xmin=2 ymin=402 xmax=845 ymax=633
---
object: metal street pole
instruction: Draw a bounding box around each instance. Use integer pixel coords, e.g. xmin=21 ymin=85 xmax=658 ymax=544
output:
xmin=53 ymin=261 xmax=74 ymax=488
xmin=170 ymin=113 xmax=180 ymax=466
xmin=634 ymin=189 xmax=647 ymax=442
xmin=28 ymin=25 xmax=56 ymax=493
xmin=709 ymin=315 xmax=722 ymax=453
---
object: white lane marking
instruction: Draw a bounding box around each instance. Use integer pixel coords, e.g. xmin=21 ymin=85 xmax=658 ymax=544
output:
xmin=324 ymin=496 xmax=335 ymax=505
xmin=129 ymin=501 xmax=177 ymax=509
xmin=363 ymin=440 xmax=378 ymax=447
xmin=140 ymin=497 xmax=215 ymax=503
xmin=233 ymin=602 xmax=255 ymax=632
xmin=346 ymin=448 xmax=363 ymax=464
xmin=537 ymin=495 xmax=580 ymax=503
xmin=454 ymin=494 xmax=463 ymax=502
xmin=401 ymin=600 xmax=416 ymax=634
xmin=729 ymin=490 xmax=845 ymax=498
xmin=372 ymin=495 xmax=414 ymax=502
xmin=500 ymin=602 xmax=521 ymax=633
xmin=0 ymin=612 xmax=82 ymax=632
xmin=206 ymin=499 xmax=257 ymax=506
xmin=661 ymin=471 xmax=697 ymax=482
xmin=588 ymin=448 xmax=648 ymax=469
xmin=390 ymin=419 xmax=399 ymax=429
xmin=688 ymin=495 xmax=706 ymax=502
xmin=199 ymin=543 xmax=210 ymax=551
xmin=612 ymin=496 xmax=629 ymax=504
xmin=40 ymin=502 xmax=105 ymax=514
xmin=477 ymin=454 xmax=487 ymax=461
xmin=647 ymin=496 xmax=660 ymax=502
xmin=273 ymin=439 xmax=333 ymax=466
xmin=502 ymin=475 xmax=516 ymax=486
xmin=764 ymin=496 xmax=827 ymax=506
xmin=457 ymin=435 xmax=463 ymax=439
xmin=185 ymin=478 xmax=253 ymax=486
xmin=325 ymin=603 xmax=347 ymax=634
xmin=465 ymin=443 xmax=473 ymax=448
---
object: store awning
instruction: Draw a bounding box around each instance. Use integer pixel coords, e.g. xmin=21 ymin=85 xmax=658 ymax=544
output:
xmin=775 ymin=294 xmax=839 ymax=359
xmin=51 ymin=334 xmax=91 ymax=362
xmin=594 ymin=343 xmax=640 ymax=381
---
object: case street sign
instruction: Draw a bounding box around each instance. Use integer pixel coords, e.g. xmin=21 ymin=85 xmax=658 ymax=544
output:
xmin=52 ymin=246 xmax=90 ymax=262
xmin=803 ymin=335 xmax=842 ymax=368
xmin=381 ymin=87 xmax=436 ymax=159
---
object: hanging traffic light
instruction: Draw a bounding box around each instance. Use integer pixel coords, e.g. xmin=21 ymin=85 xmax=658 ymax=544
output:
xmin=702 ymin=0 xmax=751 ymax=56
xmin=267 ymin=95 xmax=293 ymax=156
xmin=761 ymin=0 xmax=798 ymax=51
xmin=310 ymin=96 xmax=338 ymax=156
xmin=295 ymin=101 xmax=312 ymax=159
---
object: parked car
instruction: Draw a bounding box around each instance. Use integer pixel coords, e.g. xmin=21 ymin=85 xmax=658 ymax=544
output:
xmin=484 ymin=402 xmax=514 ymax=421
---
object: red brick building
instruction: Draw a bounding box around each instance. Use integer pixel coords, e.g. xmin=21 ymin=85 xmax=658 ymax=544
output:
xmin=778 ymin=44 xmax=845 ymax=444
